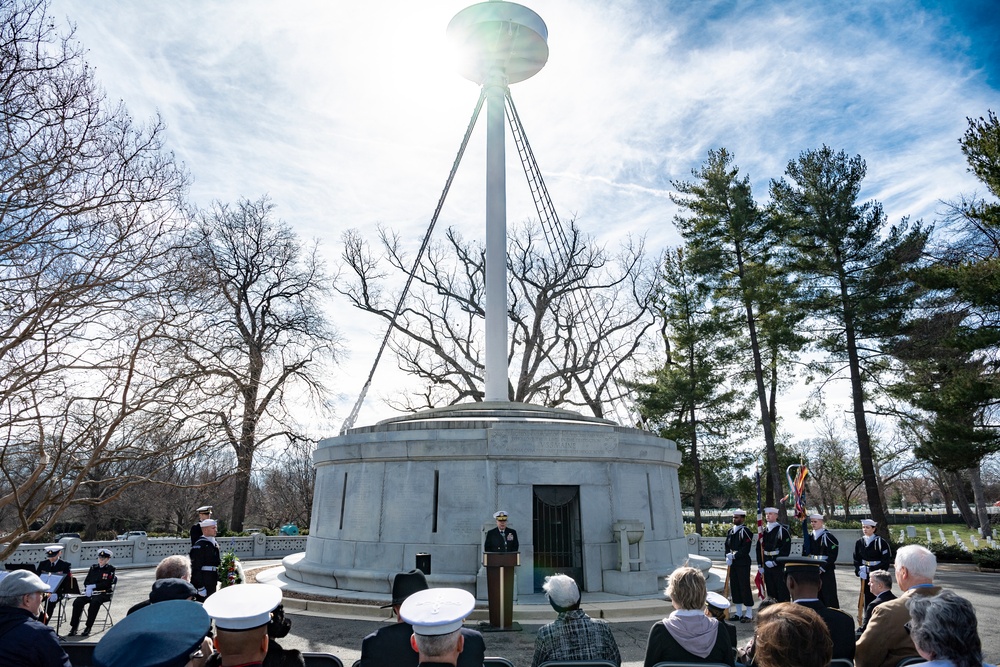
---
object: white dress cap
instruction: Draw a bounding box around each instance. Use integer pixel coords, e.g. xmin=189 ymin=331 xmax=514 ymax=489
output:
xmin=809 ymin=513 xmax=824 ymax=521
xmin=763 ymin=507 xmax=778 ymax=514
xmin=400 ymin=588 xmax=475 ymax=636
xmin=706 ymin=591 xmax=730 ymax=610
xmin=45 ymin=544 xmax=65 ymax=554
xmin=860 ymin=519 xmax=877 ymax=527
xmin=196 ymin=505 xmax=213 ymax=513
xmin=732 ymin=509 xmax=746 ymax=517
xmin=203 ymin=583 xmax=282 ymax=631
xmin=199 ymin=519 xmax=218 ymax=528
xmin=493 ymin=511 xmax=508 ymax=520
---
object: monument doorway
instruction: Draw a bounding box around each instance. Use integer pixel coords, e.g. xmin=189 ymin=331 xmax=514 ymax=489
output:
xmin=532 ymin=485 xmax=583 ymax=592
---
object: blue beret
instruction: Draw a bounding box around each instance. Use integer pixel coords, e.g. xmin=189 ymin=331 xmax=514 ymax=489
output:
xmin=94 ymin=600 xmax=210 ymax=667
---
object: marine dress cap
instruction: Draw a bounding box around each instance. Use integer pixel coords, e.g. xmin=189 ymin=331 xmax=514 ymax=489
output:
xmin=93 ymin=599 xmax=211 ymax=667
xmin=493 ymin=511 xmax=508 ymax=520
xmin=203 ymin=583 xmax=282 ymax=631
xmin=809 ymin=513 xmax=825 ymax=521
xmin=98 ymin=548 xmax=113 ymax=558
xmin=706 ymin=591 xmax=730 ymax=610
xmin=382 ymin=569 xmax=429 ymax=608
xmin=196 ymin=505 xmax=213 ymax=513
xmin=861 ymin=519 xmax=877 ymax=527
xmin=763 ymin=507 xmax=779 ymax=514
xmin=776 ymin=556 xmax=823 ymax=574
xmin=732 ymin=509 xmax=746 ymax=516
xmin=44 ymin=544 xmax=65 ymax=555
xmin=400 ymin=588 xmax=475 ymax=636
xmin=199 ymin=518 xmax=217 ymax=528
xmin=0 ymin=570 xmax=49 ymax=596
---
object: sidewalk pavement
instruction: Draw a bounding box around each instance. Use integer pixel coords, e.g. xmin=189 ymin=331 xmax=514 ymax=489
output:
xmin=60 ymin=558 xmax=999 ymax=667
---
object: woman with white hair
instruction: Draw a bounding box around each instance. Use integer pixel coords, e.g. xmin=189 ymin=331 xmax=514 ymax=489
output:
xmin=643 ymin=566 xmax=735 ymax=667
xmin=906 ymin=590 xmax=996 ymax=667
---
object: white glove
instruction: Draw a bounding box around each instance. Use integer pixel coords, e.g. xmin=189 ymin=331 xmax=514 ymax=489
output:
xmin=765 ymin=560 xmax=776 ymax=568
xmin=198 ymin=587 xmax=207 ymax=596
xmin=859 ymin=566 xmax=868 ymax=579
xmin=726 ymin=554 xmax=734 ymax=566
xmin=48 ymin=593 xmax=57 ymax=602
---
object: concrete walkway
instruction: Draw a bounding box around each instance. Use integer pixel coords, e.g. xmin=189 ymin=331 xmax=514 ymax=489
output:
xmin=59 ymin=559 xmax=999 ymax=667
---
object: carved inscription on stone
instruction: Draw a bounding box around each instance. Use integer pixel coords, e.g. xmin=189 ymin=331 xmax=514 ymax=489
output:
xmin=488 ymin=428 xmax=617 ymax=456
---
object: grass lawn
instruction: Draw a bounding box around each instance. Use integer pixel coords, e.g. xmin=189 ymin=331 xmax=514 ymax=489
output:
xmin=888 ymin=522 xmax=995 ymax=546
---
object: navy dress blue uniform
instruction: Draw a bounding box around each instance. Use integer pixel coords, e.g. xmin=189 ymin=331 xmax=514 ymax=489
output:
xmin=724 ymin=521 xmax=754 ymax=608
xmin=794 ymin=599 xmax=856 ymax=661
xmin=37 ymin=551 xmax=73 ymax=623
xmin=484 ymin=526 xmax=519 ymax=552
xmin=70 ymin=558 xmax=116 ymax=634
xmin=361 ymin=622 xmax=486 ymax=667
xmin=854 ymin=533 xmax=892 ymax=607
xmin=756 ymin=523 xmax=791 ymax=602
xmin=189 ymin=536 xmax=221 ymax=599
xmin=810 ymin=529 xmax=840 ymax=609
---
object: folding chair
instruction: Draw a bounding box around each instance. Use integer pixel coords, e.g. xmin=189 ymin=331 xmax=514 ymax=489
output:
xmin=484 ymin=659 xmax=515 ymax=667
xmin=87 ymin=577 xmax=117 ymax=634
xmin=895 ymin=658 xmax=926 ymax=667
xmin=302 ymin=653 xmax=344 ymax=667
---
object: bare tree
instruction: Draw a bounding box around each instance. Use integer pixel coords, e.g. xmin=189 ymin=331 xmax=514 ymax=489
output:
xmin=0 ymin=0 xmax=208 ymax=556
xmin=337 ymin=220 xmax=655 ymax=418
xmin=170 ymin=196 xmax=340 ymax=531
xmin=247 ymin=437 xmax=316 ymax=531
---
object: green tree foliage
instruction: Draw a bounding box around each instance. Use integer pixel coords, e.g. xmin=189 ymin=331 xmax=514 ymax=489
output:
xmin=671 ymin=148 xmax=806 ymax=512
xmin=633 ymin=248 xmax=750 ymax=532
xmin=771 ymin=146 xmax=930 ymax=537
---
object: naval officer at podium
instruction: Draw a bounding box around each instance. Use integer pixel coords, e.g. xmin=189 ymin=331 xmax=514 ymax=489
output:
xmin=484 ymin=511 xmax=519 ymax=552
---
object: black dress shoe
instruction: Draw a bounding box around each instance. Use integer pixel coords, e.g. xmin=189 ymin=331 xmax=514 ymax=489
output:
xmin=81 ymin=629 xmax=90 ymax=637
xmin=741 ymin=616 xmax=752 ymax=623
xmin=68 ymin=628 xmax=78 ymax=636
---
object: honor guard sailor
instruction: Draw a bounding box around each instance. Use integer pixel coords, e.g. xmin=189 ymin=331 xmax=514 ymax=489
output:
xmin=808 ymin=514 xmax=840 ymax=609
xmin=189 ymin=518 xmax=221 ymax=600
xmin=724 ymin=509 xmax=754 ymax=622
xmin=190 ymin=505 xmax=213 ymax=545
xmin=854 ymin=519 xmax=892 ymax=608
xmin=756 ymin=507 xmax=791 ymax=602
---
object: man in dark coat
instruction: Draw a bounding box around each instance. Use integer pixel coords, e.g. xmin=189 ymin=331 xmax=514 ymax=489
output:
xmin=856 ymin=569 xmax=895 ymax=637
xmin=68 ymin=547 xmax=116 ymax=636
xmin=36 ymin=544 xmax=73 ymax=624
xmin=756 ymin=507 xmax=791 ymax=602
xmin=190 ymin=505 xmax=213 ymax=545
xmin=360 ymin=570 xmax=486 ymax=667
xmin=724 ymin=509 xmax=754 ymax=622
xmin=780 ymin=557 xmax=856 ymax=662
xmin=483 ymin=510 xmax=519 ymax=552
xmin=808 ymin=514 xmax=840 ymax=609
xmin=0 ymin=570 xmax=72 ymax=667
xmin=854 ymin=518 xmax=892 ymax=608
xmin=190 ymin=518 xmax=221 ymax=600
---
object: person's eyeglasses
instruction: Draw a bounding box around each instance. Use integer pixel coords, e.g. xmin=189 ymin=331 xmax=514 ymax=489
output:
xmin=903 ymin=621 xmax=911 ymax=635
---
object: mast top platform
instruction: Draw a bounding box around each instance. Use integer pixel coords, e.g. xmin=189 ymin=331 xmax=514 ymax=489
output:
xmin=447 ymin=1 xmax=548 ymax=85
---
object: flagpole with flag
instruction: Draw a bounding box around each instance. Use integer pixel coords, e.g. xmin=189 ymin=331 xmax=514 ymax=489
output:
xmin=754 ymin=469 xmax=765 ymax=599
xmin=785 ymin=461 xmax=810 ymax=555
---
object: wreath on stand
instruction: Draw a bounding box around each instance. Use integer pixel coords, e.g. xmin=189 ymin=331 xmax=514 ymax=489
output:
xmin=218 ymin=550 xmax=244 ymax=588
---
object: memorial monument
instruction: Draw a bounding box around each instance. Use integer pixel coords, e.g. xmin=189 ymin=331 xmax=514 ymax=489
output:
xmin=283 ymin=1 xmax=688 ymax=601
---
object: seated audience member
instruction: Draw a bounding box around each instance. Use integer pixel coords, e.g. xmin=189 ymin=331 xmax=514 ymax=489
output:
xmin=400 ymin=588 xmax=476 ymax=667
xmin=263 ymin=604 xmax=305 ymax=667
xmin=856 ymin=544 xmax=941 ymax=667
xmin=530 ymin=574 xmax=621 ymax=667
xmin=906 ymin=590 xmax=996 ymax=667
xmin=706 ymin=591 xmax=737 ymax=650
xmin=753 ymin=602 xmax=832 ymax=667
xmin=203 ymin=584 xmax=283 ymax=667
xmin=643 ymin=566 xmax=735 ymax=667
xmin=360 ymin=570 xmax=486 ymax=667
xmin=0 ymin=570 xmax=72 ymax=667
xmin=736 ymin=597 xmax=779 ymax=667
xmin=126 ymin=555 xmax=195 ymax=616
xmin=37 ymin=544 xmax=73 ymax=624
xmin=778 ymin=556 xmax=855 ymax=661
xmin=856 ymin=569 xmax=895 ymax=637
xmin=126 ymin=578 xmax=200 ymax=617
xmin=93 ymin=599 xmax=212 ymax=667
xmin=69 ymin=548 xmax=116 ymax=636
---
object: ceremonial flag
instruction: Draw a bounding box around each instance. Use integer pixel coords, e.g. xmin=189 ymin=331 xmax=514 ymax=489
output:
xmin=755 ymin=469 xmax=765 ymax=599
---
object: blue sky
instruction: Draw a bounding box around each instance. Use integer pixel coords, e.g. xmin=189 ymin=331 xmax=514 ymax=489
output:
xmin=51 ymin=0 xmax=999 ymax=443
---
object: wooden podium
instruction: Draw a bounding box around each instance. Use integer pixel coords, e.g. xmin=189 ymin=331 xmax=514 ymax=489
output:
xmin=483 ymin=551 xmax=519 ymax=629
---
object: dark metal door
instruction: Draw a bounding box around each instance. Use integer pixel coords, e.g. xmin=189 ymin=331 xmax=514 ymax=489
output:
xmin=532 ymin=485 xmax=583 ymax=592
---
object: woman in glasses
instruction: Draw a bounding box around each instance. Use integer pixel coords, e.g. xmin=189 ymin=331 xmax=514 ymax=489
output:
xmin=906 ymin=589 xmax=995 ymax=667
